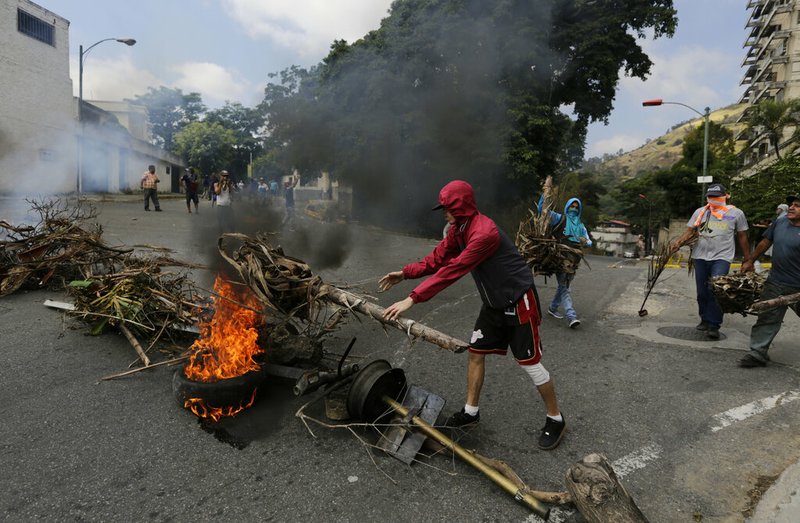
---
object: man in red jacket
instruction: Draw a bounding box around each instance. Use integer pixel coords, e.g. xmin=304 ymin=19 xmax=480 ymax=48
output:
xmin=380 ymin=180 xmax=566 ymax=450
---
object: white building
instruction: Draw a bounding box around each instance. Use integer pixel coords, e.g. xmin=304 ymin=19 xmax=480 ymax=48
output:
xmin=592 ymin=220 xmax=640 ymax=257
xmin=0 ymin=0 xmax=183 ymax=195
xmin=0 ymin=0 xmax=76 ymax=194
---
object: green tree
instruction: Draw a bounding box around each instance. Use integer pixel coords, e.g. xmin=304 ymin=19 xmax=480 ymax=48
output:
xmin=258 ymin=0 xmax=677 ymax=233
xmin=746 ymin=99 xmax=800 ymax=160
xmin=129 ymin=86 xmax=206 ymax=151
xmin=653 ymin=120 xmax=737 ymax=218
xmin=205 ymin=102 xmax=265 ymax=176
xmin=734 ymin=156 xmax=800 ymax=223
xmin=173 ymin=121 xmax=236 ymax=178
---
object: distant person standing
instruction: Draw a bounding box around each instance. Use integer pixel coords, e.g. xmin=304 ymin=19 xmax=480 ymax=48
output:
xmin=214 ymin=170 xmax=235 ymax=233
xmin=283 ymin=174 xmax=299 ymax=227
xmin=181 ymin=168 xmax=200 ymax=214
xmin=209 ymin=172 xmax=219 ymax=206
xmin=670 ymin=183 xmax=750 ymax=340
xmin=269 ymin=179 xmax=279 ymax=196
xmin=141 ymin=165 xmax=162 ymax=212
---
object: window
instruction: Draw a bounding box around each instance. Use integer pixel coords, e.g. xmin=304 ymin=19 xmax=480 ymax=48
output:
xmin=17 ymin=9 xmax=55 ymax=46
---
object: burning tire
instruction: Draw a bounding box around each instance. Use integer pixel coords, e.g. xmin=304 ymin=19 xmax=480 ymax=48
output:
xmin=172 ymin=364 xmax=268 ymax=417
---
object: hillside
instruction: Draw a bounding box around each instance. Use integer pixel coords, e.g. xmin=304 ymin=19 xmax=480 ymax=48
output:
xmin=587 ymin=103 xmax=749 ymax=178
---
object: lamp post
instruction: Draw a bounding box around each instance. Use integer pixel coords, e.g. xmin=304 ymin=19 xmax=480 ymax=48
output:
xmin=77 ymin=37 xmax=136 ymax=193
xmin=638 ymin=193 xmax=653 ymax=255
xmin=642 ymin=99 xmax=710 ymax=204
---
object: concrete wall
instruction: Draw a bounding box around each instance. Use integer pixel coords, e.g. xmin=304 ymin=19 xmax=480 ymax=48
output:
xmin=0 ymin=0 xmax=76 ymax=194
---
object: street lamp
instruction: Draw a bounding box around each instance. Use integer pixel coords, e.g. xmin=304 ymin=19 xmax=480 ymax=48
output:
xmin=642 ymin=98 xmax=710 ymax=204
xmin=638 ymin=193 xmax=653 ymax=256
xmin=77 ymin=37 xmax=136 ymax=193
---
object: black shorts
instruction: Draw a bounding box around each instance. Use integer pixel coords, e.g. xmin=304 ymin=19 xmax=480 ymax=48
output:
xmin=468 ymin=288 xmax=542 ymax=365
xmin=186 ymin=192 xmax=199 ymax=204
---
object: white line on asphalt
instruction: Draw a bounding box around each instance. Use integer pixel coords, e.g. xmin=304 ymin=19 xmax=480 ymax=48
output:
xmin=710 ymin=390 xmax=800 ymax=433
xmin=612 ymin=442 xmax=664 ymax=478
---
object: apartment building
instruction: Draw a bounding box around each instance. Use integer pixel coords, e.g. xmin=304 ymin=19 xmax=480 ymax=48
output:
xmin=740 ymin=0 xmax=800 ymax=165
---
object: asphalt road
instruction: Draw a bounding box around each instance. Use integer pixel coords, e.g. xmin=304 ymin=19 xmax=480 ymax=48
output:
xmin=1 ymin=196 xmax=799 ymax=522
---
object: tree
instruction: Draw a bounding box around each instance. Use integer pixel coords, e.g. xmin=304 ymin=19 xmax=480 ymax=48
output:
xmin=173 ymin=122 xmax=236 ymax=178
xmin=257 ymin=0 xmax=677 ymax=233
xmin=129 ymin=86 xmax=206 ymax=151
xmin=746 ymin=99 xmax=800 ymax=160
xmin=205 ymin=102 xmax=265 ymax=176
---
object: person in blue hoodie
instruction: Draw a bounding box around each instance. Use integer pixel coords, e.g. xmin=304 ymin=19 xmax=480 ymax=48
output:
xmin=538 ymin=195 xmax=592 ymax=328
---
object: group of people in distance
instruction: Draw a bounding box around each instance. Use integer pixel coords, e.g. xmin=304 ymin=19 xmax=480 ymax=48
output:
xmin=380 ymin=179 xmax=799 ymax=451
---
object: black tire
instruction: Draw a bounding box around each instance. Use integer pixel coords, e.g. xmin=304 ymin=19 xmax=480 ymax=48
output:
xmin=172 ymin=364 xmax=268 ymax=408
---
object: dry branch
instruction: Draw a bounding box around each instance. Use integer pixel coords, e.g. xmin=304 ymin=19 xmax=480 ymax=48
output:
xmin=748 ymin=291 xmax=800 ymax=313
xmin=218 ymin=233 xmax=469 ymax=353
xmin=711 ymin=272 xmax=766 ymax=314
xmin=565 ymin=453 xmax=648 ymax=523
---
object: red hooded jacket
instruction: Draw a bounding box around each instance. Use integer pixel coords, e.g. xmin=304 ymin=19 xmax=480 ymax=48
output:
xmin=403 ymin=180 xmax=535 ymax=309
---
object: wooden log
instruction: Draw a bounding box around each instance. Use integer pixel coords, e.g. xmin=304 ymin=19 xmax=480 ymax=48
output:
xmin=319 ymin=285 xmax=469 ymax=353
xmin=118 ymin=324 xmax=151 ymax=366
xmin=748 ymin=291 xmax=800 ymax=313
xmin=565 ymin=453 xmax=648 ymax=523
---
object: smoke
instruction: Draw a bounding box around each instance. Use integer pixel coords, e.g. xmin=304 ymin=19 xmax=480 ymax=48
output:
xmin=275 ymin=0 xmax=562 ymax=236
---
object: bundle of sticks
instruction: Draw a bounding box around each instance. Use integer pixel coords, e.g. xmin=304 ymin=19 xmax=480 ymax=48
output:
xmin=218 ymin=232 xmax=469 ymax=353
xmin=515 ymin=177 xmax=584 ymax=276
xmin=638 ymin=233 xmax=698 ymax=316
xmin=710 ymin=272 xmax=766 ymax=315
xmin=0 ymin=199 xmax=131 ymax=296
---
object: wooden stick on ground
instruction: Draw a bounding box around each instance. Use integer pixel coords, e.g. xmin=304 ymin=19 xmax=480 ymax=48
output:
xmin=100 ymin=355 xmax=189 ymax=381
xmin=565 ymin=453 xmax=648 ymax=523
xmin=320 ymin=285 xmax=469 ymax=353
xmin=748 ymin=291 xmax=800 ymax=313
xmin=118 ymin=324 xmax=151 ymax=366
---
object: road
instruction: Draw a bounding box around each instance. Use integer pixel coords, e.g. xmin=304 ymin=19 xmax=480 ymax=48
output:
xmin=1 ymin=196 xmax=798 ymax=522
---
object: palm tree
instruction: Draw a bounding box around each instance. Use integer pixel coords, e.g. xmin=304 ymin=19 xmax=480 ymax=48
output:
xmin=746 ymin=99 xmax=800 ymax=160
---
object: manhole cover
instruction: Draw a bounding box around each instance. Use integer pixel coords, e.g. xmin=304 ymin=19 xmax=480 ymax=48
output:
xmin=657 ymin=326 xmax=727 ymax=341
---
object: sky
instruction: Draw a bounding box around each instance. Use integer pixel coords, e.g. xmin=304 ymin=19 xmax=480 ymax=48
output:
xmin=49 ymin=0 xmax=750 ymax=160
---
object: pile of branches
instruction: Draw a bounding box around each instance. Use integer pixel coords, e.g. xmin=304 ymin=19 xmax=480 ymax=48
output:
xmin=711 ymin=272 xmax=766 ymax=315
xmin=218 ymin=232 xmax=469 ymax=353
xmin=0 ymin=200 xmax=131 ymax=296
xmin=1 ymin=199 xmax=207 ymax=362
xmin=515 ymin=177 xmax=584 ymax=276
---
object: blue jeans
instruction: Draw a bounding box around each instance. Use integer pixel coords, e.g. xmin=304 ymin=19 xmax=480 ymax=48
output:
xmin=550 ymin=272 xmax=576 ymax=322
xmin=745 ymin=279 xmax=800 ymax=363
xmin=693 ymin=258 xmax=730 ymax=329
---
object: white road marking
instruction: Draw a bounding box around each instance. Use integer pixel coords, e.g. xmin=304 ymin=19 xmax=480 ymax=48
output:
xmin=711 ymin=390 xmax=800 ymax=433
xmin=612 ymin=443 xmax=664 ymax=478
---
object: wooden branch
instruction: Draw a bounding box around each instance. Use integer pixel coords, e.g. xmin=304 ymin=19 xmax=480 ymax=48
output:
xmin=118 ymin=324 xmax=151 ymax=366
xmin=320 ymin=285 xmax=469 ymax=353
xmin=748 ymin=291 xmax=800 ymax=313
xmin=565 ymin=453 xmax=648 ymax=523
xmin=100 ymin=355 xmax=189 ymax=381
xmin=473 ymin=452 xmax=572 ymax=505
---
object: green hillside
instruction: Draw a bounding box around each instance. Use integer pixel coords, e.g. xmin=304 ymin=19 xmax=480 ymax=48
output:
xmin=589 ymin=103 xmax=749 ymax=178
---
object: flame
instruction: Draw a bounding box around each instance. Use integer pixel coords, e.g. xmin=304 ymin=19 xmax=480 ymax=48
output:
xmin=184 ymin=276 xmax=264 ymax=383
xmin=184 ymin=389 xmax=258 ymax=422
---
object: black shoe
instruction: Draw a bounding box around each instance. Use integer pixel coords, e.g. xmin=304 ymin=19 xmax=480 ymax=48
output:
xmin=569 ymin=319 xmax=581 ymax=329
xmin=696 ymin=321 xmax=709 ymax=331
xmin=739 ymin=354 xmax=767 ymax=368
xmin=445 ymin=408 xmax=480 ymax=427
xmin=706 ymin=328 xmax=720 ymax=340
xmin=144 ymin=208 xmax=150 ymax=211
xmin=538 ymin=415 xmax=566 ymax=450
xmin=155 ymin=208 xmax=163 ymax=212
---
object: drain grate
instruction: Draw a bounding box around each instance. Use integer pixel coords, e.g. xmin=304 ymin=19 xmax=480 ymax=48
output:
xmin=656 ymin=325 xmax=727 ymax=342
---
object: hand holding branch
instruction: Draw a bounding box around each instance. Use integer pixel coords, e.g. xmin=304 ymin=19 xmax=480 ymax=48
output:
xmin=383 ymin=297 xmax=414 ymax=321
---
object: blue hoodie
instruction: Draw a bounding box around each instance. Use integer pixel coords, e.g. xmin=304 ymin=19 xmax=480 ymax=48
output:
xmin=537 ymin=195 xmax=592 ymax=247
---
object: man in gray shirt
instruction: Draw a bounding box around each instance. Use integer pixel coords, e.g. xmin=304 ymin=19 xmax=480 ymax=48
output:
xmin=739 ymin=195 xmax=800 ymax=367
xmin=671 ymin=183 xmax=750 ymax=339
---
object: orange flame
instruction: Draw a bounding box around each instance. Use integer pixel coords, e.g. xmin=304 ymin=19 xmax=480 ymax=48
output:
xmin=184 ymin=389 xmax=258 ymax=422
xmin=184 ymin=275 xmax=264 ymax=383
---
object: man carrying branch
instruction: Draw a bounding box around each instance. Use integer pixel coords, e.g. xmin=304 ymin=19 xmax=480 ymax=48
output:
xmin=738 ymin=195 xmax=800 ymax=368
xmin=379 ymin=180 xmax=567 ymax=450
xmin=670 ymin=183 xmax=750 ymax=340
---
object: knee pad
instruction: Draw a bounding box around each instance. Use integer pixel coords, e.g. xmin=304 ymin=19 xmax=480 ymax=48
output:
xmin=522 ymin=362 xmax=550 ymax=386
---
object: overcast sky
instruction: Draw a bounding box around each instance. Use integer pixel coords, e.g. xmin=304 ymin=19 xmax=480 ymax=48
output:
xmin=51 ymin=0 xmax=750 ymax=160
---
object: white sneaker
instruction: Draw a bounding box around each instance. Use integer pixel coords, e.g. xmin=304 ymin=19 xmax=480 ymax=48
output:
xmin=547 ymin=308 xmax=564 ymax=319
xmin=569 ymin=319 xmax=581 ymax=329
